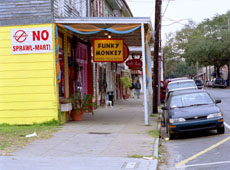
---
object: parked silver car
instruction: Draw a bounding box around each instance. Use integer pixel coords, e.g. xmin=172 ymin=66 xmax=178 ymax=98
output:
xmin=166 ymin=79 xmax=197 ymax=93
xmin=213 ymin=77 xmax=226 ymax=88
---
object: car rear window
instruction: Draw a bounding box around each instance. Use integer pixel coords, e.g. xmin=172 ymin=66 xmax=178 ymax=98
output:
xmin=170 ymin=92 xmax=213 ymax=109
xmin=167 ymin=81 xmax=196 ymax=91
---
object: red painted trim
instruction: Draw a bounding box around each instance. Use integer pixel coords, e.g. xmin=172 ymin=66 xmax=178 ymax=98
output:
xmin=88 ymin=42 xmax=93 ymax=111
xmin=58 ymin=32 xmax=66 ymax=98
xmin=88 ymin=43 xmax=93 ymax=96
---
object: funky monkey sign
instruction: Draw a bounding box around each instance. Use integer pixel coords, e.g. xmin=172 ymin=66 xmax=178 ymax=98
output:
xmin=93 ymin=39 xmax=124 ymax=62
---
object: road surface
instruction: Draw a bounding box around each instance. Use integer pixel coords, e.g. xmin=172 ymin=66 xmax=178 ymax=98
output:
xmin=159 ymin=88 xmax=230 ymax=170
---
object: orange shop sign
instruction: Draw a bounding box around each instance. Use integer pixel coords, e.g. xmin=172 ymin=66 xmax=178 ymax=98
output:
xmin=11 ymin=27 xmax=53 ymax=54
xmin=93 ymin=39 xmax=124 ymax=62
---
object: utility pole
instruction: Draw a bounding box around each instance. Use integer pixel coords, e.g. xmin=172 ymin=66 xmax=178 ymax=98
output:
xmin=227 ymin=18 xmax=230 ymax=86
xmin=153 ymin=0 xmax=161 ymax=113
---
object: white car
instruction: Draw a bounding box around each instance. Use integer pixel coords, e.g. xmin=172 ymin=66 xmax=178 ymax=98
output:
xmin=205 ymin=80 xmax=214 ymax=87
xmin=166 ymin=79 xmax=197 ymax=93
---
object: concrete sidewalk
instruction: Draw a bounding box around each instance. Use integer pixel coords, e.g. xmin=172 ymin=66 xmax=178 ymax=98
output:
xmin=0 ymin=95 xmax=160 ymax=170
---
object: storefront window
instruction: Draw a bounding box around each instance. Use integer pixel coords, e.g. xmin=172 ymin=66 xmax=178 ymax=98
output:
xmin=58 ymin=33 xmax=65 ymax=98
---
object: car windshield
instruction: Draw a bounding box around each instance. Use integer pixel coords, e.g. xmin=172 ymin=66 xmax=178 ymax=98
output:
xmin=170 ymin=92 xmax=213 ymax=109
xmin=215 ymin=78 xmax=224 ymax=83
xmin=167 ymin=81 xmax=196 ymax=91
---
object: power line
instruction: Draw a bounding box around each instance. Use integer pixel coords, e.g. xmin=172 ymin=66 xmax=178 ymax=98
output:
xmin=132 ymin=0 xmax=171 ymax=17
xmin=161 ymin=0 xmax=171 ymax=18
xmin=150 ymin=0 xmax=172 ymax=31
xmin=162 ymin=18 xmax=192 ymax=27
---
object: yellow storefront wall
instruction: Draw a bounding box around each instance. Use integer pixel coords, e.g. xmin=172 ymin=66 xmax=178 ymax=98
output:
xmin=0 ymin=24 xmax=58 ymax=124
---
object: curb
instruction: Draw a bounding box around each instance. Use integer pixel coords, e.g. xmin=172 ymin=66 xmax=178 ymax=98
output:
xmin=152 ymin=106 xmax=161 ymax=170
xmin=153 ymin=122 xmax=161 ymax=170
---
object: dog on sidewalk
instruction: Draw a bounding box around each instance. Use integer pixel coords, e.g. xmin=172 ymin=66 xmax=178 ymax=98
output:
xmin=105 ymin=100 xmax=113 ymax=108
xmin=106 ymin=94 xmax=113 ymax=108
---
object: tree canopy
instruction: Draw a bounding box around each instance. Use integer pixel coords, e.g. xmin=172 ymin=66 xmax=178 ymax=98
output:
xmin=163 ymin=11 xmax=230 ymax=78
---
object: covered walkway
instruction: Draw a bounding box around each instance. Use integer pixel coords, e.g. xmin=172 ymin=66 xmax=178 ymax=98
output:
xmin=55 ymin=17 xmax=155 ymax=125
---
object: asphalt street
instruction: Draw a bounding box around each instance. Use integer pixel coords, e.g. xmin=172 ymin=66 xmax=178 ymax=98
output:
xmin=159 ymin=88 xmax=230 ymax=170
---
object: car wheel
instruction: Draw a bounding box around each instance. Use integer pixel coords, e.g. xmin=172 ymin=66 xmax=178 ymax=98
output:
xmin=217 ymin=126 xmax=225 ymax=134
xmin=167 ymin=125 xmax=175 ymax=140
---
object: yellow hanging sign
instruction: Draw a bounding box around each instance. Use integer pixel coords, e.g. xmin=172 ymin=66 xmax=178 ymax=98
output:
xmin=93 ymin=39 xmax=124 ymax=62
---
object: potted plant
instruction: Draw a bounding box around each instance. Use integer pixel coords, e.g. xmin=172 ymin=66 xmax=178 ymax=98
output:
xmin=70 ymin=91 xmax=93 ymax=121
xmin=120 ymin=76 xmax=132 ymax=99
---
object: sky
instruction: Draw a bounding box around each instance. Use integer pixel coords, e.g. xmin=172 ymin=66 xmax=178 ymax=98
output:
xmin=126 ymin=0 xmax=230 ymax=45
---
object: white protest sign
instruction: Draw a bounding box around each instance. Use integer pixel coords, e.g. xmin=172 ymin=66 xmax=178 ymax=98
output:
xmin=11 ymin=27 xmax=53 ymax=54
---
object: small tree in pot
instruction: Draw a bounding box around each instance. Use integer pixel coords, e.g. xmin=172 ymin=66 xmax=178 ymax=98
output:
xmin=70 ymin=91 xmax=93 ymax=121
xmin=120 ymin=76 xmax=132 ymax=99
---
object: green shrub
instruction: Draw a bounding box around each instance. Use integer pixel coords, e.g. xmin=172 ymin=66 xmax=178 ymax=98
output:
xmin=120 ymin=76 xmax=132 ymax=88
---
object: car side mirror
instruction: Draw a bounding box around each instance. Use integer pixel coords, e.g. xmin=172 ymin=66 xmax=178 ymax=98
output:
xmin=161 ymin=106 xmax=168 ymax=110
xmin=215 ymin=99 xmax=221 ymax=104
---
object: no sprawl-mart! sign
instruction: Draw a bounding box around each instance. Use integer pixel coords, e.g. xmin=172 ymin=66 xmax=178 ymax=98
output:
xmin=93 ymin=39 xmax=124 ymax=62
xmin=11 ymin=27 xmax=53 ymax=54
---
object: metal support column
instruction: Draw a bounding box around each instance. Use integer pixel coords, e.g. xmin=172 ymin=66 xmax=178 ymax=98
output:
xmin=141 ymin=23 xmax=149 ymax=125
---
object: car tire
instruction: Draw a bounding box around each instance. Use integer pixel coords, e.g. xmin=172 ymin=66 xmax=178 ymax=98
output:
xmin=167 ymin=125 xmax=175 ymax=140
xmin=217 ymin=126 xmax=225 ymax=134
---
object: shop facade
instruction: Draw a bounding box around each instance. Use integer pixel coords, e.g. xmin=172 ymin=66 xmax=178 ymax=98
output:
xmin=0 ymin=24 xmax=58 ymax=124
xmin=0 ymin=23 xmax=94 ymax=124
xmin=57 ymin=26 xmax=93 ymax=103
xmin=0 ymin=0 xmax=132 ymax=124
xmin=0 ymin=17 xmax=155 ymax=125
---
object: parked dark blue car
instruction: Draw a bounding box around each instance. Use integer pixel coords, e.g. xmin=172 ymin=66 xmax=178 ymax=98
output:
xmin=162 ymin=89 xmax=224 ymax=139
xmin=195 ymin=79 xmax=203 ymax=89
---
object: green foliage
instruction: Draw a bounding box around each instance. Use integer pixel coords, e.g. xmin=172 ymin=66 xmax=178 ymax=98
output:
xmin=58 ymin=109 xmax=62 ymax=122
xmin=148 ymin=130 xmax=159 ymax=138
xmin=129 ymin=155 xmax=144 ymax=158
xmin=163 ymin=11 xmax=230 ymax=78
xmin=182 ymin=13 xmax=230 ymax=77
xmin=120 ymin=76 xmax=132 ymax=88
xmin=0 ymin=119 xmax=59 ymax=127
xmin=163 ymin=57 xmax=196 ymax=78
xmin=0 ymin=121 xmax=59 ymax=152
xmin=34 ymin=119 xmax=60 ymax=126
xmin=71 ymin=91 xmax=93 ymax=113
xmin=173 ymin=61 xmax=196 ymax=77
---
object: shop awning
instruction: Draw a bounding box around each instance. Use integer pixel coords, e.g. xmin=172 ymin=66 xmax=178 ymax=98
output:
xmin=55 ymin=17 xmax=154 ymax=125
xmin=55 ymin=17 xmax=154 ymax=46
